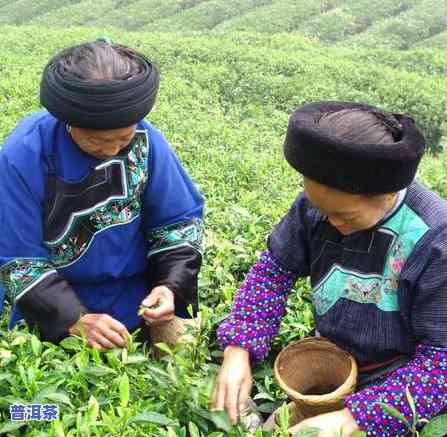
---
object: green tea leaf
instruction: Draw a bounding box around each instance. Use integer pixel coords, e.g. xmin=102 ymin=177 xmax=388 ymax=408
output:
xmin=52 ymin=419 xmax=65 ymax=437
xmin=405 ymin=385 xmax=417 ymax=418
xmin=121 ymin=347 xmax=128 ymax=364
xmin=27 ymin=366 xmax=36 ymax=385
xmin=30 ymin=335 xmax=42 ymax=357
xmin=0 ymin=349 xmax=12 ymax=360
xmin=155 ymin=342 xmax=174 ymax=356
xmin=208 ymin=410 xmax=232 ymax=432
xmin=137 ymin=306 xmax=147 ymax=317
xmin=18 ymin=364 xmax=27 ymax=385
xmin=62 ymin=414 xmax=76 ymax=428
xmin=87 ymin=395 xmax=100 ymax=423
xmin=253 ymin=392 xmax=275 ymax=401
xmin=420 ymin=414 xmax=447 ymax=437
xmin=59 ymin=337 xmax=82 ymax=351
xmin=119 ymin=373 xmax=130 ymax=408
xmin=84 ymin=365 xmax=116 ymax=377
xmin=90 ymin=346 xmax=101 ymax=364
xmin=292 ymin=427 xmax=322 ymax=437
xmin=33 ymin=384 xmax=64 ymax=401
xmin=278 ymin=402 xmax=289 ymax=431
xmin=0 ymin=421 xmax=26 ymax=434
xmin=166 ymin=428 xmax=178 ymax=437
xmin=11 ymin=336 xmax=27 ymax=347
xmin=188 ymin=422 xmax=201 ymax=437
xmin=146 ymin=365 xmax=170 ymax=377
xmin=44 ymin=391 xmax=74 ymax=408
xmin=105 ymin=351 xmax=122 ymax=369
xmin=379 ymin=403 xmax=410 ymax=429
xmin=0 ymin=396 xmax=26 ymax=408
xmin=257 ymin=402 xmax=276 ymax=413
xmin=75 ymin=350 xmax=90 ymax=370
xmin=0 ymin=373 xmax=12 ymax=383
xmin=128 ymin=412 xmax=176 ymax=426
xmin=126 ymin=354 xmax=148 ymax=364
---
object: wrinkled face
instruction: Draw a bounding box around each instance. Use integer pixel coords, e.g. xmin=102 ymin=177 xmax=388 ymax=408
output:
xmin=70 ymin=124 xmax=137 ymax=159
xmin=303 ymin=177 xmax=397 ymax=235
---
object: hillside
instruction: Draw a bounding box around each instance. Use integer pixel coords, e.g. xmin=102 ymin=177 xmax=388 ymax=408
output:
xmin=0 ymin=26 xmax=446 ymax=150
xmin=0 ymin=0 xmax=445 ymax=49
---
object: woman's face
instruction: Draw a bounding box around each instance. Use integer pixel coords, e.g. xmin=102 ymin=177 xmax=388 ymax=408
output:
xmin=303 ymin=177 xmax=398 ymax=235
xmin=70 ymin=124 xmax=137 ymax=159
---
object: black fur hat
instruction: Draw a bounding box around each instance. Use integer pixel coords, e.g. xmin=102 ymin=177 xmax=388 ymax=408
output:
xmin=283 ymin=101 xmax=426 ymax=194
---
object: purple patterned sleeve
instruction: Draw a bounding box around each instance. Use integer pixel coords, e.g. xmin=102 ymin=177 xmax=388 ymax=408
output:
xmin=346 ymin=344 xmax=447 ymax=436
xmin=217 ymin=250 xmax=298 ymax=362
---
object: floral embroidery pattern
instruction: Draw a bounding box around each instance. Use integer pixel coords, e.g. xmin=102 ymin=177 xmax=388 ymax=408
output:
xmin=313 ymin=205 xmax=429 ymax=315
xmin=0 ymin=258 xmax=56 ymax=302
xmin=345 ymin=278 xmax=382 ymax=304
xmin=46 ymin=131 xmax=149 ymax=268
xmin=146 ymin=218 xmax=204 ymax=257
xmin=313 ymin=267 xmax=389 ymax=315
xmin=382 ymin=240 xmax=405 ymax=294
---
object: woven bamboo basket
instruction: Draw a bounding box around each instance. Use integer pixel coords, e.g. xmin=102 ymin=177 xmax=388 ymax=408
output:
xmin=150 ymin=314 xmax=201 ymax=348
xmin=274 ymin=337 xmax=358 ymax=420
xmin=263 ymin=401 xmax=306 ymax=431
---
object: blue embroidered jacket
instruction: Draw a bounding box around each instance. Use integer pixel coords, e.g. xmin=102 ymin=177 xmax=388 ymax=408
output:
xmin=0 ymin=111 xmax=204 ymax=342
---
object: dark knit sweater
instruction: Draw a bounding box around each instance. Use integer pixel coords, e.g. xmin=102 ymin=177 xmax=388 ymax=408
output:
xmin=218 ymin=181 xmax=447 ymax=436
xmin=267 ymin=181 xmax=447 ymax=364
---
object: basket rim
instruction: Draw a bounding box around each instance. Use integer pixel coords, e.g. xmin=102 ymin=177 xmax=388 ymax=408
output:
xmin=274 ymin=337 xmax=358 ymax=403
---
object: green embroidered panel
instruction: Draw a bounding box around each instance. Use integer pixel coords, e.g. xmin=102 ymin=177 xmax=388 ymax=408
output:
xmin=146 ymin=218 xmax=204 ymax=257
xmin=313 ymin=204 xmax=429 ymax=315
xmin=0 ymin=258 xmax=56 ymax=302
xmin=45 ymin=130 xmax=150 ymax=268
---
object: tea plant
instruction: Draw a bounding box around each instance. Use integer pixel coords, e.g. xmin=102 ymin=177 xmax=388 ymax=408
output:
xmin=0 ymin=0 xmax=446 ymax=49
xmin=380 ymin=387 xmax=447 ymax=437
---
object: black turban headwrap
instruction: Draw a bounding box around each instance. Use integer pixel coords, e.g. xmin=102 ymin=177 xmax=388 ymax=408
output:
xmin=40 ymin=45 xmax=159 ymax=130
xmin=283 ymin=101 xmax=426 ymax=195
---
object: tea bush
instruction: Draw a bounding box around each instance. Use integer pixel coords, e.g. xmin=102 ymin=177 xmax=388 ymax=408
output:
xmin=417 ymin=29 xmax=447 ymax=49
xmin=29 ymin=0 xmax=133 ymax=27
xmin=78 ymin=0 xmax=207 ymax=30
xmin=0 ymin=0 xmax=77 ymax=25
xmin=346 ymin=0 xmax=447 ymax=49
xmin=0 ymin=22 xmax=446 ymax=436
xmin=1 ymin=0 xmax=445 ymax=49
xmin=142 ymin=0 xmax=272 ymax=32
xmin=213 ymin=0 xmax=339 ymax=34
xmin=295 ymin=0 xmax=419 ymax=43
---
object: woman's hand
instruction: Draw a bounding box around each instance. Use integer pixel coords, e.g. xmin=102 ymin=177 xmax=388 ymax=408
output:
xmin=211 ymin=346 xmax=253 ymax=424
xmin=68 ymin=313 xmax=130 ymax=349
xmin=140 ymin=286 xmax=175 ymax=326
xmin=289 ymin=408 xmax=359 ymax=436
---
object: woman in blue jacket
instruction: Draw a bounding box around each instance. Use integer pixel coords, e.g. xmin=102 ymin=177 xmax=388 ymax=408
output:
xmin=0 ymin=40 xmax=204 ymax=349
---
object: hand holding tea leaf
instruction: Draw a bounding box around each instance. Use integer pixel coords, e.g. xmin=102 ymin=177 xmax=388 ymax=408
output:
xmin=289 ymin=408 xmax=359 ymax=436
xmin=68 ymin=314 xmax=130 ymax=350
xmin=140 ymin=286 xmax=175 ymax=326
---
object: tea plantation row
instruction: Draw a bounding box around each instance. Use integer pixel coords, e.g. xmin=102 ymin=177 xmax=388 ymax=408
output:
xmin=0 ymin=0 xmax=446 ymax=49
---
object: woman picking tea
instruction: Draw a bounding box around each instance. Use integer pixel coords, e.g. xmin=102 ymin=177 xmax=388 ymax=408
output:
xmin=0 ymin=40 xmax=204 ymax=348
xmin=212 ymin=102 xmax=447 ymax=436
